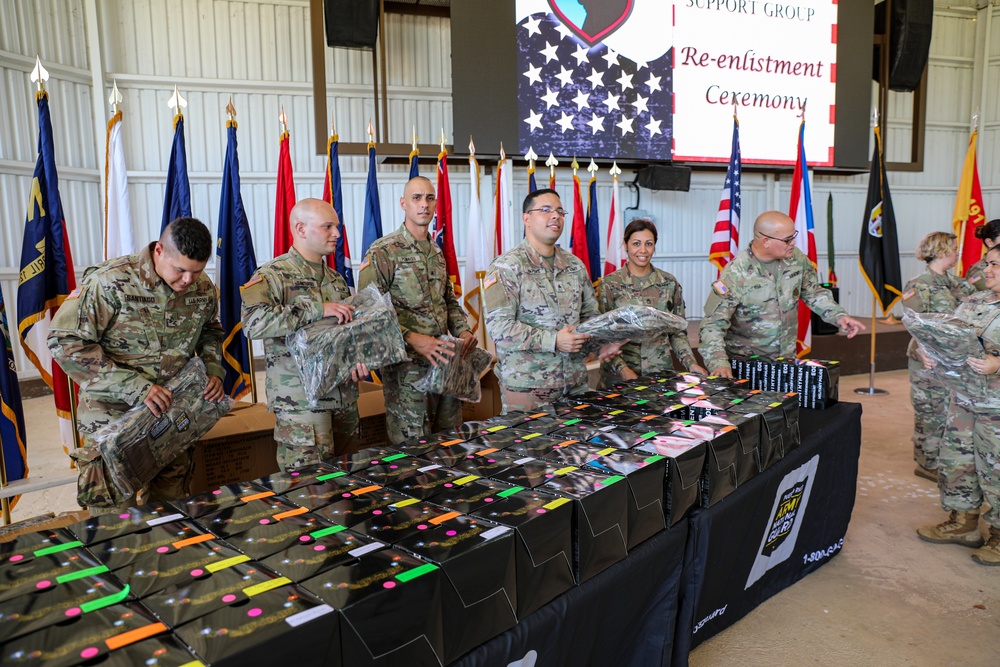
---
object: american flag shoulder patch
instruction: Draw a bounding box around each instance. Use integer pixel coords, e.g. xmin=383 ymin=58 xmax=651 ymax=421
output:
xmin=712 ymin=280 xmax=729 ymax=296
xmin=240 ymin=275 xmax=263 ymax=290
xmin=66 ymin=287 xmax=81 ymax=300
xmin=483 ymin=273 xmax=498 ymax=290
xmin=359 ymin=256 xmax=371 ymax=272
xmin=902 ymin=288 xmax=915 ymax=301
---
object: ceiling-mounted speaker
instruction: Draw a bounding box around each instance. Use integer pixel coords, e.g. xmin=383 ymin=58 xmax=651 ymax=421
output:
xmin=635 ymin=165 xmax=692 ymax=192
xmin=873 ymin=0 xmax=933 ymax=92
xmin=325 ymin=0 xmax=379 ymax=50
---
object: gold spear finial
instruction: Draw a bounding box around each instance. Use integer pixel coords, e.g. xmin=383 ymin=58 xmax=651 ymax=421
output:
xmin=108 ymin=80 xmax=123 ymax=114
xmin=367 ymin=119 xmax=375 ymax=147
xmin=225 ymin=97 xmax=237 ymax=125
xmin=500 ymin=142 xmax=506 ymax=161
xmin=571 ymin=155 xmax=580 ymax=174
xmin=30 ymin=56 xmax=48 ymax=93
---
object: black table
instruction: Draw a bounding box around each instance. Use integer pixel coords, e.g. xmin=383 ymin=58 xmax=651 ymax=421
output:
xmin=453 ymin=402 xmax=862 ymax=667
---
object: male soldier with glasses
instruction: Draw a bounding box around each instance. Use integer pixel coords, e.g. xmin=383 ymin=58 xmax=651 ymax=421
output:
xmin=698 ymin=210 xmax=866 ymax=377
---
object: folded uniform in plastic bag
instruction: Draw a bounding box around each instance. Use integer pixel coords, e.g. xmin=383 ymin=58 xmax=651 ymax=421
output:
xmin=89 ymin=357 xmax=234 ymax=505
xmin=414 ymin=336 xmax=493 ymax=402
xmin=575 ymin=304 xmax=687 ymax=341
xmin=902 ymin=308 xmax=986 ymax=397
xmin=286 ymin=284 xmax=408 ymax=406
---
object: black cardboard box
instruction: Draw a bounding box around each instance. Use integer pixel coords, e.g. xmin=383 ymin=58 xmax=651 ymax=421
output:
xmin=302 ymin=547 xmax=446 ymax=667
xmin=0 ymin=547 xmax=109 ymax=604
xmin=396 ymin=514 xmax=517 ymax=664
xmin=310 ymin=485 xmax=414 ymax=528
xmin=331 ymin=446 xmax=404 ymax=473
xmin=389 ymin=464 xmax=475 ymax=500
xmin=175 ymin=582 xmax=340 ymax=667
xmin=349 ymin=499 xmax=454 ymax=545
xmin=701 ymin=412 xmax=762 ymax=482
xmin=169 ymin=481 xmax=270 ymax=519
xmin=429 ymin=476 xmax=519 ymax=514
xmin=81 ymin=634 xmax=203 ymax=667
xmin=111 ymin=537 xmax=249 ymax=598
xmin=260 ymin=525 xmax=383 ymax=583
xmin=86 ymin=519 xmax=215 ymax=571
xmin=278 ymin=471 xmax=373 ymax=511
xmin=223 ymin=510 xmax=331 ymax=560
xmin=199 ymin=495 xmax=311 ymax=539
xmin=471 ymin=486 xmax=574 ymax=619
xmin=66 ymin=502 xmax=181 ymax=546
xmin=633 ymin=435 xmax=708 ymax=525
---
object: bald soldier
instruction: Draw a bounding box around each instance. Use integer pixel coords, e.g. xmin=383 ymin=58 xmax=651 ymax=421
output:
xmin=698 ymin=210 xmax=866 ymax=377
xmin=242 ymin=198 xmax=368 ymax=470
xmin=49 ymin=217 xmax=225 ymax=511
xmin=358 ymin=176 xmax=477 ymax=444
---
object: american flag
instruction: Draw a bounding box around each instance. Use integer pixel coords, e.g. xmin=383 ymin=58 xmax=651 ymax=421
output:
xmin=517 ymin=12 xmax=672 ymax=160
xmin=709 ymin=116 xmax=741 ymax=272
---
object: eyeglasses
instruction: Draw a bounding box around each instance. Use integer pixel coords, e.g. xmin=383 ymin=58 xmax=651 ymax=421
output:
xmin=526 ymin=206 xmax=567 ymax=217
xmin=758 ymin=230 xmax=799 ymax=245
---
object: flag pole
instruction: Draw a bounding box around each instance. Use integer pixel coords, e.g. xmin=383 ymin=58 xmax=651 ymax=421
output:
xmin=245 ymin=337 xmax=259 ymax=403
xmin=854 ymin=296 xmax=888 ymax=395
xmin=0 ymin=432 xmax=10 ymax=524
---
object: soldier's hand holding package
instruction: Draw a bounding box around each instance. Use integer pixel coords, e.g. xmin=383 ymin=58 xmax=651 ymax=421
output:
xmin=408 ymin=332 xmax=457 ymax=367
xmin=323 ymin=301 xmax=355 ymax=323
xmin=350 ymin=362 xmax=370 ymax=382
xmin=458 ymin=330 xmax=479 ymax=358
xmin=837 ymin=315 xmax=866 ymax=338
xmin=144 ymin=384 xmax=174 ymax=417
xmin=966 ymin=353 xmax=1000 ymax=375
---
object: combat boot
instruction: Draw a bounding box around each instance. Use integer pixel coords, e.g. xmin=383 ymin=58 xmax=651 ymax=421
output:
xmin=914 ymin=464 xmax=937 ymax=482
xmin=916 ymin=510 xmax=984 ymax=547
xmin=971 ymin=527 xmax=1000 ymax=566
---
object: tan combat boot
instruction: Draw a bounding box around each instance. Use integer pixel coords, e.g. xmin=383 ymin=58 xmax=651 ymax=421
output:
xmin=971 ymin=527 xmax=1000 ymax=566
xmin=917 ymin=510 xmax=984 ymax=547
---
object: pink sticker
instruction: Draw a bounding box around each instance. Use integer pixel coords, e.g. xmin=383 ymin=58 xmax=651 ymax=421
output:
xmin=389 ymin=465 xmax=398 ymax=469
xmin=536 ymin=509 xmax=547 ymax=514
xmin=35 ymin=580 xmax=51 ymax=589
xmin=446 ymin=530 xmax=457 ymax=536
xmin=190 ymin=569 xmax=205 ymax=577
xmin=259 ymin=519 xmax=270 ymax=525
xmin=8 ymin=554 xmax=23 ymax=563
xmin=314 ymin=545 xmax=326 ymax=552
xmin=222 ymin=594 xmax=237 ymax=603
xmin=444 ymin=483 xmax=453 ymax=488
xmin=212 ymin=490 xmax=223 ymax=495
xmin=342 ymin=492 xmax=351 ymax=498
xmin=247 ymin=608 xmax=262 ymax=617
xmin=119 ymin=513 xmax=130 ymax=519
xmin=484 ymin=497 xmax=494 ymax=503
xmin=372 ymin=510 xmax=382 ymax=516
xmin=291 ymin=472 xmax=300 ymax=477
xmin=383 ymin=581 xmax=396 ymax=589
xmin=156 ymin=546 xmax=169 ymax=553
xmin=65 ymin=607 xmax=82 ymax=617
xmin=80 ymin=647 xmax=100 ymax=659
xmin=299 ymin=535 xmax=311 ymax=542
xmin=417 ymin=524 xmax=428 ymax=530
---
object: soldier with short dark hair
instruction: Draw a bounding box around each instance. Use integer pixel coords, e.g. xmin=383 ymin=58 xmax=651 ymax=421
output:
xmin=965 ymin=219 xmax=1000 ymax=291
xmin=242 ymin=198 xmax=368 ymax=470
xmin=49 ymin=217 xmax=225 ymax=511
xmin=358 ymin=176 xmax=476 ymax=445
xmin=698 ymin=210 xmax=866 ymax=378
xmin=485 ymin=189 xmax=622 ymax=412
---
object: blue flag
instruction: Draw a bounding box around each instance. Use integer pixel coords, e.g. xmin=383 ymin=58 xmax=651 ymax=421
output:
xmin=362 ymin=144 xmax=383 ymax=257
xmin=529 ymin=171 xmax=538 ymax=194
xmin=327 ymin=138 xmax=354 ymax=287
xmin=408 ymin=148 xmax=420 ymax=180
xmin=160 ymin=115 xmax=192 ymax=233
xmin=0 ymin=285 xmax=28 ymax=501
xmin=217 ymin=121 xmax=257 ymax=400
xmin=585 ymin=174 xmax=602 ymax=282
xmin=17 ymin=91 xmax=77 ymax=458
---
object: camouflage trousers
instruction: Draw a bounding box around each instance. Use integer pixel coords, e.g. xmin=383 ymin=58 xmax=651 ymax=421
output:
xmin=274 ymin=407 xmax=360 ymax=471
xmin=909 ymin=360 xmax=950 ymax=469
xmin=500 ymin=381 xmax=589 ymax=414
xmin=85 ymin=450 xmax=193 ymax=516
xmin=938 ymin=397 xmax=1000 ymax=529
xmin=381 ymin=361 xmax=461 ymax=445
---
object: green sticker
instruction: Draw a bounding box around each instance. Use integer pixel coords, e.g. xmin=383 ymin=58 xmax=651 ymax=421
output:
xmin=497 ymin=486 xmax=524 ymax=497
xmin=310 ymin=525 xmax=348 ymax=538
xmin=34 ymin=540 xmax=84 ymax=557
xmin=81 ymin=584 xmax=130 ymax=613
xmin=382 ymin=453 xmax=408 ymax=462
xmin=56 ymin=565 xmax=110 ymax=584
xmin=600 ymin=475 xmax=624 ymax=486
xmin=316 ymin=471 xmax=348 ymax=481
xmin=395 ymin=562 xmax=439 ymax=582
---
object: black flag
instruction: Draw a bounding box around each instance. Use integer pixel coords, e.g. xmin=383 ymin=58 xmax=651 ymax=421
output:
xmin=858 ymin=127 xmax=902 ymax=315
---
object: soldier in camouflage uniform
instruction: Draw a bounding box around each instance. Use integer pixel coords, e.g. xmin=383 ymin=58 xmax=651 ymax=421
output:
xmin=357 ymin=177 xmax=477 ymax=444
xmin=600 ymin=218 xmax=707 ymax=386
xmin=902 ymin=232 xmax=975 ymax=481
xmin=48 ymin=218 xmax=225 ymax=511
xmin=964 ymin=219 xmax=1000 ymax=291
xmin=917 ymin=245 xmax=1000 ymax=566
xmin=698 ymin=211 xmax=866 ymax=377
xmin=485 ymin=189 xmax=622 ymax=412
xmin=242 ymin=199 xmax=368 ymax=469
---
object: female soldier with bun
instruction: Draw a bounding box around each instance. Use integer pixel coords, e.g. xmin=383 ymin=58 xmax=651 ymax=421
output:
xmin=965 ymin=219 xmax=1000 ymax=291
xmin=599 ymin=218 xmax=706 ymax=386
xmin=902 ymin=232 xmax=975 ymax=481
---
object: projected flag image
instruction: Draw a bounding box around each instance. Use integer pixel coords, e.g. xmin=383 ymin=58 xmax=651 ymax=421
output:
xmin=516 ymin=0 xmax=673 ymax=160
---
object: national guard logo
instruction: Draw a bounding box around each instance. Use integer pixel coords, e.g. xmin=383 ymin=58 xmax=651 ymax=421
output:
xmin=745 ymin=454 xmax=820 ymax=589
xmin=173 ymin=411 xmax=191 ymax=433
xmin=712 ymin=280 xmax=728 ymax=296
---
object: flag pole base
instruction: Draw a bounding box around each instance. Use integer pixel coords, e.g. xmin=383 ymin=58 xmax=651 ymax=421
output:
xmin=854 ymin=387 xmax=890 ymax=396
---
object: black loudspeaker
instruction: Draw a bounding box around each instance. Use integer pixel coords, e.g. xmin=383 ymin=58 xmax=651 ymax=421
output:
xmin=635 ymin=165 xmax=692 ymax=192
xmin=325 ymin=0 xmax=379 ymax=50
xmin=872 ymin=0 xmax=933 ymax=92
xmin=812 ymin=286 xmax=841 ymax=335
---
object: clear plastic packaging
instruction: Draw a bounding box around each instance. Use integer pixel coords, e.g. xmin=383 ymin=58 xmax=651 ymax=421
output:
xmin=413 ymin=336 xmax=493 ymax=402
xmin=575 ymin=304 xmax=687 ymax=340
xmin=286 ymin=284 xmax=408 ymax=406
xmin=902 ymin=308 xmax=987 ymax=397
xmin=92 ymin=357 xmax=234 ymax=502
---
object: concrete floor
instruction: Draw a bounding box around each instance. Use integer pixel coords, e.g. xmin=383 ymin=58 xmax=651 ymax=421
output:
xmin=5 ymin=369 xmax=1000 ymax=664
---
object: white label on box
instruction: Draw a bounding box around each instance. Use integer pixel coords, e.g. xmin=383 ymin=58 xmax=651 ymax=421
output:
xmin=348 ymin=542 xmax=385 ymax=557
xmin=146 ymin=513 xmax=184 ymax=527
xmin=480 ymin=526 xmax=511 ymax=540
xmin=514 ymin=457 xmax=534 ymax=465
xmin=418 ymin=464 xmax=442 ymax=472
xmin=285 ymin=604 xmax=334 ymax=627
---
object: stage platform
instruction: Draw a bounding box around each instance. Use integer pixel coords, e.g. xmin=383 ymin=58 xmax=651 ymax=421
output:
xmin=686 ymin=318 xmax=911 ymax=376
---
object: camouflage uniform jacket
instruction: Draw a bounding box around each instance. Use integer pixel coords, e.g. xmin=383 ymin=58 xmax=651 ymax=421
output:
xmin=241 ymin=247 xmax=358 ymax=413
xmin=902 ymin=269 xmax=975 ymax=359
xmin=484 ymin=239 xmax=600 ymax=392
xmin=949 ymin=291 xmax=1000 ymax=408
xmin=600 ymin=265 xmax=696 ymax=376
xmin=48 ymin=243 xmax=224 ymax=430
xmin=698 ymin=245 xmax=846 ymax=370
xmin=357 ymin=224 xmax=469 ymax=358
xmin=965 ymin=257 xmax=988 ymax=292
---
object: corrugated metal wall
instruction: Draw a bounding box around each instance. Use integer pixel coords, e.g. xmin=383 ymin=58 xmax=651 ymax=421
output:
xmin=0 ymin=0 xmax=995 ymax=381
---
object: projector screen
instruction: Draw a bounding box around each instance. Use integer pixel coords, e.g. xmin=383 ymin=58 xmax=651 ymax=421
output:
xmin=453 ymin=0 xmax=873 ymax=169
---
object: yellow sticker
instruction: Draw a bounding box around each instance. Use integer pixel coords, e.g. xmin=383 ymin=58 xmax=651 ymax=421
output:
xmin=243 ymin=576 xmax=291 ymax=597
xmin=454 ymin=475 xmax=479 ymax=485
xmin=206 ymin=554 xmax=251 ymax=573
xmin=554 ymin=466 xmax=578 ymax=475
xmin=597 ymin=447 xmax=616 ymax=456
xmin=392 ymin=498 xmax=420 ymax=508
xmin=543 ymin=497 xmax=571 ymax=510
